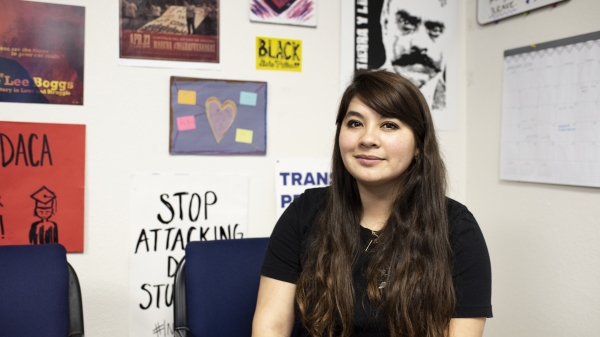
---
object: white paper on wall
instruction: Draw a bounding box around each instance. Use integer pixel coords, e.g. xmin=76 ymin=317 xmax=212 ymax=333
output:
xmin=275 ymin=158 xmax=331 ymax=219
xmin=129 ymin=173 xmax=249 ymax=337
xmin=500 ymin=31 xmax=600 ymax=188
xmin=477 ymin=0 xmax=567 ymax=25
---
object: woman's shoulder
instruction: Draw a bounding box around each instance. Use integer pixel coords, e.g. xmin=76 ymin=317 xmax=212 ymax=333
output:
xmin=445 ymin=198 xmax=489 ymax=254
xmin=445 ymin=197 xmax=470 ymax=219
xmin=445 ymin=198 xmax=482 ymax=236
xmin=288 ymin=187 xmax=328 ymax=223
xmin=300 ymin=186 xmax=328 ymax=203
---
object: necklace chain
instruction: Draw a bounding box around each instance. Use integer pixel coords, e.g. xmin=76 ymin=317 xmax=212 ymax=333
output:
xmin=365 ymin=229 xmax=379 ymax=252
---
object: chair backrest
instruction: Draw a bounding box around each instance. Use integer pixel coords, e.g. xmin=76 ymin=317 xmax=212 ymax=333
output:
xmin=0 ymin=244 xmax=71 ymax=337
xmin=175 ymin=238 xmax=269 ymax=337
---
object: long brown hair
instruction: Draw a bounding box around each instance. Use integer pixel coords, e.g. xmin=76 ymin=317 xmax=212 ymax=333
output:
xmin=296 ymin=70 xmax=454 ymax=337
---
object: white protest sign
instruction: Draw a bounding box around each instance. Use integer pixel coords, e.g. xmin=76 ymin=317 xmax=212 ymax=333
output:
xmin=275 ymin=158 xmax=331 ymax=219
xmin=129 ymin=173 xmax=249 ymax=337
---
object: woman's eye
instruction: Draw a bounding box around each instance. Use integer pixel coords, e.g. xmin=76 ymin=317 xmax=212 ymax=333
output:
xmin=382 ymin=122 xmax=399 ymax=130
xmin=347 ymin=120 xmax=362 ymax=128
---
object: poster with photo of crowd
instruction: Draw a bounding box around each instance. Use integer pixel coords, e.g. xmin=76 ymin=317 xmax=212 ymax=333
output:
xmin=119 ymin=0 xmax=219 ymax=69
xmin=341 ymin=0 xmax=458 ymax=130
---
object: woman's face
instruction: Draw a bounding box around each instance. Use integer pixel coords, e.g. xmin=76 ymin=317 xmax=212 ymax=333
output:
xmin=339 ymin=98 xmax=417 ymax=189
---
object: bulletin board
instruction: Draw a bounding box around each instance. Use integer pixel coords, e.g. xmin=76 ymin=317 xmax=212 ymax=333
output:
xmin=500 ymin=31 xmax=600 ymax=188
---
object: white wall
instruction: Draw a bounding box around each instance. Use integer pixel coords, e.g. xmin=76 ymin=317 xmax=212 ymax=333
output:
xmin=11 ymin=0 xmax=599 ymax=336
xmin=2 ymin=0 xmax=468 ymax=335
xmin=465 ymin=0 xmax=600 ymax=336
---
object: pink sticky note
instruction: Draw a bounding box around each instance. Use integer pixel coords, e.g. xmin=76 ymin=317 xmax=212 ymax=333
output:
xmin=177 ymin=116 xmax=196 ymax=131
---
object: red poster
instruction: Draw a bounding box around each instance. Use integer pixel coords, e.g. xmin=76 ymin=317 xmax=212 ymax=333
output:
xmin=0 ymin=0 xmax=85 ymax=105
xmin=119 ymin=0 xmax=219 ymax=63
xmin=0 ymin=122 xmax=85 ymax=252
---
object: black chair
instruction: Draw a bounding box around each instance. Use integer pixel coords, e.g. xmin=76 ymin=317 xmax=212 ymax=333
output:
xmin=173 ymin=238 xmax=269 ymax=337
xmin=0 ymin=244 xmax=84 ymax=337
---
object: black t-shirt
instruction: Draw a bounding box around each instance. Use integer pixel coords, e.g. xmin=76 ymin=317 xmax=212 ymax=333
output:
xmin=262 ymin=187 xmax=492 ymax=337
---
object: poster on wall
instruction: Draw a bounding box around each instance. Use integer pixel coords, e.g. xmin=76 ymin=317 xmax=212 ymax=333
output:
xmin=340 ymin=0 xmax=458 ymax=130
xmin=129 ymin=173 xmax=249 ymax=337
xmin=119 ymin=0 xmax=220 ymax=69
xmin=275 ymin=158 xmax=330 ymax=218
xmin=0 ymin=121 xmax=85 ymax=252
xmin=477 ymin=0 xmax=567 ymax=25
xmin=500 ymin=31 xmax=600 ymax=188
xmin=170 ymin=77 xmax=267 ymax=155
xmin=250 ymin=0 xmax=317 ymax=27
xmin=0 ymin=0 xmax=85 ymax=105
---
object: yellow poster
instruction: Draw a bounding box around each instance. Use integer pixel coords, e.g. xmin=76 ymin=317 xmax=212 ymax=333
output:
xmin=256 ymin=37 xmax=302 ymax=72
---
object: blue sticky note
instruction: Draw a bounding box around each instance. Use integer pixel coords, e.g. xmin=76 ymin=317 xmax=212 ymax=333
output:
xmin=239 ymin=91 xmax=258 ymax=106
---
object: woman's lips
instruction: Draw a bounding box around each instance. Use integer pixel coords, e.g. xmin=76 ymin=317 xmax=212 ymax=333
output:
xmin=355 ymin=154 xmax=383 ymax=165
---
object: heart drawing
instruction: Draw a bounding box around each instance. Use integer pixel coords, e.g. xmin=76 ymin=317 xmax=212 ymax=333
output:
xmin=206 ymin=97 xmax=237 ymax=144
xmin=263 ymin=0 xmax=297 ymax=14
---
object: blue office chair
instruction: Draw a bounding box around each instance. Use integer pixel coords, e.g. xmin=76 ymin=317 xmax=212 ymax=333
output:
xmin=0 ymin=244 xmax=84 ymax=337
xmin=173 ymin=238 xmax=270 ymax=337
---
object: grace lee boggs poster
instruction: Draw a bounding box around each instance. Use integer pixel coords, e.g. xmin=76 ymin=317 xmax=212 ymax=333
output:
xmin=0 ymin=121 xmax=85 ymax=252
xmin=0 ymin=0 xmax=85 ymax=105
xmin=119 ymin=0 xmax=219 ymax=68
xmin=129 ymin=173 xmax=249 ymax=337
xmin=341 ymin=0 xmax=458 ymax=130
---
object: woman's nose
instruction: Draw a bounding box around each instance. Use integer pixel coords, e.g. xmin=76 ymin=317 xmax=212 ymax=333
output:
xmin=359 ymin=127 xmax=380 ymax=148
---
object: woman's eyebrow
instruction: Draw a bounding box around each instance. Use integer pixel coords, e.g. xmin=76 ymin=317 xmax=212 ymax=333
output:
xmin=345 ymin=111 xmax=364 ymax=119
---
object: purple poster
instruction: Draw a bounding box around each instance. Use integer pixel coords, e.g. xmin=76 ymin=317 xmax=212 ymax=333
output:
xmin=170 ymin=77 xmax=267 ymax=155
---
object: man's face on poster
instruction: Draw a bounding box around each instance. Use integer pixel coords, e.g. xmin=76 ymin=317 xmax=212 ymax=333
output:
xmin=381 ymin=0 xmax=447 ymax=88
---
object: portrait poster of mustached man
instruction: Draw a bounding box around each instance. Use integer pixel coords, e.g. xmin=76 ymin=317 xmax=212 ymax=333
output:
xmin=343 ymin=0 xmax=458 ymax=130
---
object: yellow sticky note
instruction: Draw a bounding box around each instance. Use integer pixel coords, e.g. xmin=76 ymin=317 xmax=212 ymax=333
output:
xmin=235 ymin=128 xmax=253 ymax=144
xmin=178 ymin=90 xmax=196 ymax=105
xmin=256 ymin=36 xmax=302 ymax=72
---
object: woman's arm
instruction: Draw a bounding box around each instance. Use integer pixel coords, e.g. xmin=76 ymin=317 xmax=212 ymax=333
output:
xmin=252 ymin=276 xmax=297 ymax=337
xmin=449 ymin=318 xmax=486 ymax=337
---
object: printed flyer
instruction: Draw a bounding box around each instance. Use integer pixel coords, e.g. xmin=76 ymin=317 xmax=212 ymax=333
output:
xmin=0 ymin=121 xmax=86 ymax=252
xmin=0 ymin=0 xmax=85 ymax=105
xmin=119 ymin=0 xmax=219 ymax=65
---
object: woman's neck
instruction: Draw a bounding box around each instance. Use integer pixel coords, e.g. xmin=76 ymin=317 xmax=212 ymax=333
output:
xmin=357 ymin=182 xmax=397 ymax=231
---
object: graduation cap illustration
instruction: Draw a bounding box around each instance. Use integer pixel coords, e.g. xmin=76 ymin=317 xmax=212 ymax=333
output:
xmin=31 ymin=186 xmax=57 ymax=212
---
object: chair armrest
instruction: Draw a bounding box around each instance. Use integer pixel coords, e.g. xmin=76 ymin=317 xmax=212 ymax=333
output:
xmin=174 ymin=259 xmax=190 ymax=336
xmin=68 ymin=263 xmax=85 ymax=337
xmin=174 ymin=327 xmax=192 ymax=337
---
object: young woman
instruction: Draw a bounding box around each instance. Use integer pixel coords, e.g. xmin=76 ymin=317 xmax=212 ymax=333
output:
xmin=253 ymin=71 xmax=492 ymax=337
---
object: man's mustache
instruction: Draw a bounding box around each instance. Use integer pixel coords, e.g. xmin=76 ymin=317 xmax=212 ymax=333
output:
xmin=391 ymin=50 xmax=441 ymax=74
